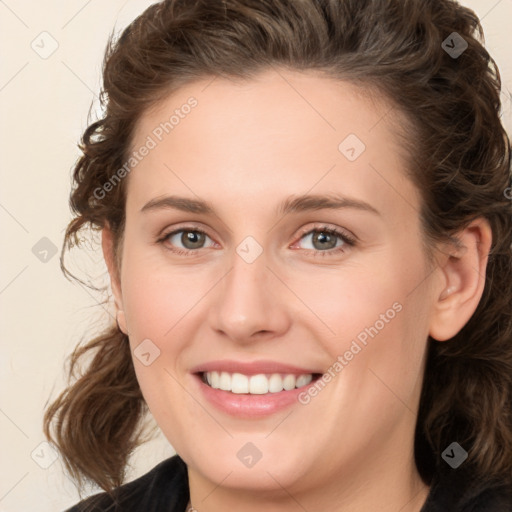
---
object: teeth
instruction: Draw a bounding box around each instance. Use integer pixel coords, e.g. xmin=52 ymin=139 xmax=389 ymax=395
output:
xmin=232 ymin=373 xmax=249 ymax=394
xmin=296 ymin=374 xmax=312 ymax=387
xmin=283 ymin=374 xmax=296 ymax=391
xmin=203 ymin=371 xmax=313 ymax=394
xmin=268 ymin=374 xmax=283 ymax=393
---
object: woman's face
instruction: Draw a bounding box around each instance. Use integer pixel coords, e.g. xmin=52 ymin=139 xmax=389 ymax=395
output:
xmin=111 ymin=69 xmax=440 ymax=496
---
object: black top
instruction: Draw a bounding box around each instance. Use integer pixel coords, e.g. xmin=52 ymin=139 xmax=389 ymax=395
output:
xmin=65 ymin=455 xmax=512 ymax=511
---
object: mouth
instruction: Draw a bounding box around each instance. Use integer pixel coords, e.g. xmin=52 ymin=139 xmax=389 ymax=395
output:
xmin=198 ymin=371 xmax=323 ymax=394
xmin=191 ymin=361 xmax=325 ymax=417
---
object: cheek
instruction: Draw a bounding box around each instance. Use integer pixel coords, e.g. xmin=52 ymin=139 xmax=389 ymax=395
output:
xmin=120 ymin=258 xmax=205 ymax=439
xmin=301 ymin=246 xmax=430 ymax=398
xmin=120 ymin=242 xmax=213 ymax=342
xmin=118 ymin=244 xmax=214 ymax=422
xmin=288 ymin=253 xmax=422 ymax=352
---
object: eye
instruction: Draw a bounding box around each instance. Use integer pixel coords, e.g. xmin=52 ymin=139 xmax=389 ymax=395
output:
xmin=291 ymin=225 xmax=356 ymax=256
xmin=158 ymin=227 xmax=216 ymax=255
xmin=157 ymin=224 xmax=356 ymax=257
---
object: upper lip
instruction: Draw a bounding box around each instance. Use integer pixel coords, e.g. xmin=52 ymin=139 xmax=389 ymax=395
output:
xmin=190 ymin=359 xmax=321 ymax=376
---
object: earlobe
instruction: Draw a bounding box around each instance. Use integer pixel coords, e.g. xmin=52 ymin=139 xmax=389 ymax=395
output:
xmin=429 ymin=218 xmax=492 ymax=342
xmin=101 ymin=224 xmax=127 ymax=334
xmin=116 ymin=310 xmax=128 ymax=335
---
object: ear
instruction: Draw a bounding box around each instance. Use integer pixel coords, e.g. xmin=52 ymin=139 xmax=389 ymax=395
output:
xmin=101 ymin=224 xmax=128 ymax=334
xmin=429 ymin=218 xmax=492 ymax=341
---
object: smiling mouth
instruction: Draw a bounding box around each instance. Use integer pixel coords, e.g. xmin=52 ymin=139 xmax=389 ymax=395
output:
xmin=199 ymin=371 xmax=322 ymax=394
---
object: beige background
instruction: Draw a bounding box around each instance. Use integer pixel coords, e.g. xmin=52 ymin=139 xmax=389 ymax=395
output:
xmin=0 ymin=0 xmax=510 ymax=510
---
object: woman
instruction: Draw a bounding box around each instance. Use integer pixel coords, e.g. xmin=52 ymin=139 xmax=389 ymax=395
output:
xmin=44 ymin=0 xmax=512 ymax=510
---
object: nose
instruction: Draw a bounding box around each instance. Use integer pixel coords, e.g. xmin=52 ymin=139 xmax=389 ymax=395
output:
xmin=207 ymin=248 xmax=292 ymax=344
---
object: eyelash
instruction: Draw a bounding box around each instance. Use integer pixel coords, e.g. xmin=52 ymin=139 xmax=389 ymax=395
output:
xmin=157 ymin=225 xmax=357 ymax=258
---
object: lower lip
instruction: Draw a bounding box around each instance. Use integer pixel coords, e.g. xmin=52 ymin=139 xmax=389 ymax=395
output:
xmin=193 ymin=374 xmax=317 ymax=418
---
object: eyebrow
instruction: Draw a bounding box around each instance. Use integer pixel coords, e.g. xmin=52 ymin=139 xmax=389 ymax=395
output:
xmin=140 ymin=193 xmax=381 ymax=217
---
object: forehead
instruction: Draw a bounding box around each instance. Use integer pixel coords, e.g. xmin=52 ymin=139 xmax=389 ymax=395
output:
xmin=134 ymin=68 xmax=404 ymax=152
xmin=126 ymin=68 xmax=419 ymax=220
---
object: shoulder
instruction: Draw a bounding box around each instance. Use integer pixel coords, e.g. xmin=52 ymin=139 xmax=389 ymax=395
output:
xmin=64 ymin=455 xmax=189 ymax=512
xmin=421 ymin=464 xmax=512 ymax=512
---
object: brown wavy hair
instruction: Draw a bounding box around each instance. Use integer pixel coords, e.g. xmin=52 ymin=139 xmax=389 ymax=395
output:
xmin=44 ymin=0 xmax=512 ymax=496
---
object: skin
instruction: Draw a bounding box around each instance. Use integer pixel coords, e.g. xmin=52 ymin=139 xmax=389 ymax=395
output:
xmin=102 ymin=68 xmax=492 ymax=512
